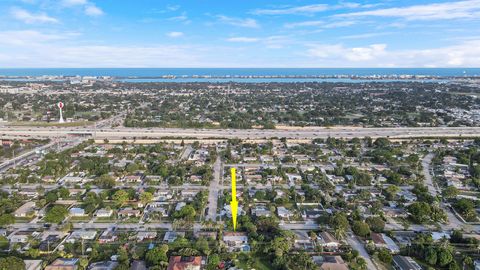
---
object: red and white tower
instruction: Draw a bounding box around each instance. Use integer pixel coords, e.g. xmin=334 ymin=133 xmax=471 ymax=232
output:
xmin=57 ymin=102 xmax=65 ymax=123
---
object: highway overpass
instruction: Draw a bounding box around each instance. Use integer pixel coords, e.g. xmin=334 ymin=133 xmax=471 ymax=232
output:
xmin=2 ymin=126 xmax=480 ymax=140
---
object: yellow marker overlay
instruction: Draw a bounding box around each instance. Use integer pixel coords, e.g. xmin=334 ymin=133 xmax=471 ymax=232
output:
xmin=230 ymin=167 xmax=238 ymax=231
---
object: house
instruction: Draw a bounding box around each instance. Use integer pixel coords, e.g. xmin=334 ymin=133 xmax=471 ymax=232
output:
xmin=223 ymin=204 xmax=245 ymax=217
xmin=277 ymin=206 xmax=293 ymax=219
xmin=8 ymin=231 xmax=32 ymax=243
xmin=130 ymin=260 xmax=147 ymax=270
xmin=118 ymin=208 xmax=141 ymax=218
xmin=194 ymin=231 xmax=217 ymax=240
xmin=188 ymin=175 xmax=203 ymax=183
xmin=286 ymin=173 xmax=302 ymax=186
xmin=302 ymin=209 xmax=323 ymax=220
xmin=175 ymin=202 xmax=187 ymax=211
xmin=95 ymin=209 xmax=113 ymax=218
xmin=294 ymin=231 xmax=315 ymax=251
xmin=14 ymin=201 xmax=37 ymax=218
xmin=67 ymin=230 xmax=97 ymax=243
xmin=474 ymin=260 xmax=480 ymax=270
xmin=431 ymin=232 xmax=451 ymax=242
xmin=251 ymin=205 xmax=271 ymax=217
xmin=166 ymin=256 xmax=204 ymax=270
xmin=39 ymin=235 xmax=61 ymax=252
xmin=69 ymin=208 xmax=86 ymax=217
xmin=18 ymin=189 xmax=39 ymax=199
xmin=68 ymin=189 xmax=86 ymax=197
xmin=163 ymin=231 xmax=185 ymax=243
xmin=383 ymin=208 xmax=408 ymax=218
xmin=370 ymin=233 xmax=400 ymax=253
xmin=318 ymin=232 xmax=340 ymax=250
xmin=45 ymin=258 xmax=79 ymax=270
xmin=137 ymin=231 xmax=157 ymax=241
xmin=392 ymin=256 xmax=422 ymax=270
xmin=313 ymin=256 xmax=349 ymax=270
xmin=398 ymin=190 xmax=417 ymax=204
xmin=392 ymin=231 xmax=416 ymax=246
xmin=123 ymin=175 xmax=142 ymax=183
xmin=24 ymin=260 xmax=42 ymax=270
xmin=88 ymin=261 xmax=118 ymax=270
xmin=145 ymin=203 xmax=168 ymax=218
xmin=223 ymin=232 xmax=250 ymax=252
xmin=98 ymin=228 xmax=118 ymax=244
xmin=181 ymin=190 xmax=199 ymax=199
xmin=61 ymin=175 xmax=84 ymax=184
xmin=42 ymin=176 xmax=56 ymax=183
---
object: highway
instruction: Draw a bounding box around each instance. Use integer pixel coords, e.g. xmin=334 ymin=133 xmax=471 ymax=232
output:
xmin=2 ymin=126 xmax=480 ymax=140
xmin=0 ymin=141 xmax=55 ymax=172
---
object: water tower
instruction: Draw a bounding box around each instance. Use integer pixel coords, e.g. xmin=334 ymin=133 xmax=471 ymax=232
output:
xmin=57 ymin=102 xmax=65 ymax=123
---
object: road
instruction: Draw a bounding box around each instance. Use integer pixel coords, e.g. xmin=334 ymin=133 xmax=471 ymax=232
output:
xmin=180 ymin=145 xmax=193 ymax=160
xmin=206 ymin=157 xmax=222 ymax=221
xmin=0 ymin=113 xmax=126 ymax=174
xmin=422 ymin=153 xmax=438 ymax=196
xmin=9 ymin=222 xmax=174 ymax=230
xmin=279 ymin=222 xmax=319 ymax=230
xmin=346 ymin=234 xmax=378 ymax=270
xmin=422 ymin=153 xmax=465 ymax=229
xmin=2 ymin=126 xmax=480 ymax=140
xmin=0 ymin=141 xmax=56 ymax=172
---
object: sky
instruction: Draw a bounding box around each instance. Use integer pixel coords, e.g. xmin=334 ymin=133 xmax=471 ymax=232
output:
xmin=0 ymin=0 xmax=480 ymax=68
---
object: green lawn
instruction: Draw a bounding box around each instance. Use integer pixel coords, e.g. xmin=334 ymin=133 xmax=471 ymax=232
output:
xmin=7 ymin=121 xmax=93 ymax=127
xmin=237 ymin=254 xmax=273 ymax=270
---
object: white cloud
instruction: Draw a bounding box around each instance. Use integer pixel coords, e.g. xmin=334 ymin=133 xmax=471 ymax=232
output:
xmin=167 ymin=12 xmax=191 ymax=24
xmin=308 ymin=43 xmax=387 ymax=61
xmin=253 ymin=4 xmax=329 ymax=15
xmin=226 ymin=35 xmax=291 ymax=49
xmin=252 ymin=2 xmax=373 ymax=16
xmin=227 ymin=37 xmax=260 ymax=43
xmin=0 ymin=43 xmax=206 ymax=68
xmin=285 ymin=20 xmax=356 ymax=29
xmin=0 ymin=30 xmax=66 ymax=46
xmin=11 ymin=7 xmax=58 ymax=24
xmin=306 ymin=41 xmax=480 ymax=67
xmin=340 ymin=32 xmax=392 ymax=39
xmin=166 ymin=5 xmax=181 ymax=12
xmin=337 ymin=0 xmax=480 ymax=20
xmin=216 ymin=15 xmax=259 ymax=28
xmin=85 ymin=4 xmax=104 ymax=16
xmin=61 ymin=0 xmax=104 ymax=16
xmin=62 ymin=0 xmax=88 ymax=6
xmin=285 ymin=20 xmax=324 ymax=28
xmin=167 ymin=32 xmax=184 ymax=38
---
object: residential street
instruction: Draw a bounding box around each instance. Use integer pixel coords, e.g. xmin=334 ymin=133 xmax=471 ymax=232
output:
xmin=206 ymin=157 xmax=222 ymax=221
xmin=346 ymin=234 xmax=378 ymax=270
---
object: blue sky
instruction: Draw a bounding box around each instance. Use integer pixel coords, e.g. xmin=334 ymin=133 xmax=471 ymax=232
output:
xmin=0 ymin=0 xmax=479 ymax=67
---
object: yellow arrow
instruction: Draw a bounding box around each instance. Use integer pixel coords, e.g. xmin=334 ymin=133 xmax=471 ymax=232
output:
xmin=230 ymin=167 xmax=238 ymax=231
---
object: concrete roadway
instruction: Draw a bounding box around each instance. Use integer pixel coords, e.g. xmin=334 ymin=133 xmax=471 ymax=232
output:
xmin=206 ymin=157 xmax=222 ymax=221
xmin=0 ymin=141 xmax=56 ymax=172
xmin=347 ymin=233 xmax=379 ymax=270
xmin=2 ymin=126 xmax=480 ymax=140
xmin=422 ymin=153 xmax=465 ymax=230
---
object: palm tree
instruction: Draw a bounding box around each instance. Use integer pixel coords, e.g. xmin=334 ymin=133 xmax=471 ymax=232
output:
xmin=334 ymin=227 xmax=346 ymax=240
xmin=357 ymin=257 xmax=367 ymax=270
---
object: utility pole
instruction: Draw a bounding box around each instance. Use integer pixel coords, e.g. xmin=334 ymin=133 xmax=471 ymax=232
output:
xmin=56 ymin=131 xmax=60 ymax=152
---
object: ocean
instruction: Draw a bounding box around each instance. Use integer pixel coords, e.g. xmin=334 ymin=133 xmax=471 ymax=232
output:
xmin=0 ymin=68 xmax=479 ymax=77
xmin=0 ymin=68 xmax=478 ymax=83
